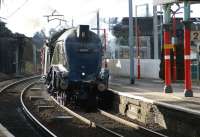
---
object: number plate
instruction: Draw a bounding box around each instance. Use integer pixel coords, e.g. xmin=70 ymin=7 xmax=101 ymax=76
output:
xmin=78 ymin=48 xmax=90 ymax=53
xmin=191 ymin=31 xmax=200 ymax=41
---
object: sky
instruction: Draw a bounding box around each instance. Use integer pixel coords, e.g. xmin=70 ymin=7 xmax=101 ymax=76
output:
xmin=0 ymin=0 xmax=199 ymax=37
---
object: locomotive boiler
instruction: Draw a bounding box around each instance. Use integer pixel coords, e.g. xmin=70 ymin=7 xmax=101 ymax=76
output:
xmin=45 ymin=25 xmax=109 ymax=109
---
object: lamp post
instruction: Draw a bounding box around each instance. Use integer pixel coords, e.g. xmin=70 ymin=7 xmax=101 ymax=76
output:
xmin=129 ymin=0 xmax=135 ymax=84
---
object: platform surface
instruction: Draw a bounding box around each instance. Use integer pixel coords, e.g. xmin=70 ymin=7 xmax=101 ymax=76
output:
xmin=109 ymin=76 xmax=200 ymax=114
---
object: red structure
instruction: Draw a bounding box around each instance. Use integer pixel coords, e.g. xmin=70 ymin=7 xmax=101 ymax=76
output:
xmin=136 ymin=26 xmax=141 ymax=79
xmin=163 ymin=25 xmax=173 ymax=93
xmin=184 ymin=22 xmax=193 ymax=96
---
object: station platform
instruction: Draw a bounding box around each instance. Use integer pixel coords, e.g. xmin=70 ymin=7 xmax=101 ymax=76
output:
xmin=109 ymin=76 xmax=200 ymax=110
xmin=109 ymin=76 xmax=200 ymax=137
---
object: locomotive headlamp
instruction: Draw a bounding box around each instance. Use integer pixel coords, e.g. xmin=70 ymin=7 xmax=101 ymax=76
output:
xmin=81 ymin=72 xmax=85 ymax=76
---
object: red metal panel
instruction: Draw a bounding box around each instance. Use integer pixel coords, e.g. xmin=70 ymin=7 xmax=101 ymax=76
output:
xmin=164 ymin=31 xmax=172 ymax=87
xmin=184 ymin=26 xmax=192 ymax=90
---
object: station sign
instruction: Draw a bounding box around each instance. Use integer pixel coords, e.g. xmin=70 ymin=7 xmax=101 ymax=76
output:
xmin=191 ymin=31 xmax=200 ymax=41
xmin=153 ymin=0 xmax=198 ymax=5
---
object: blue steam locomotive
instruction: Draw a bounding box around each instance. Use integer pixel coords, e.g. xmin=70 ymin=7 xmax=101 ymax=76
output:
xmin=45 ymin=25 xmax=109 ymax=109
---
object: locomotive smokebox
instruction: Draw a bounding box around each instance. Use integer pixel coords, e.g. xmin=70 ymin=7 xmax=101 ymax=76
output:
xmin=77 ymin=25 xmax=89 ymax=40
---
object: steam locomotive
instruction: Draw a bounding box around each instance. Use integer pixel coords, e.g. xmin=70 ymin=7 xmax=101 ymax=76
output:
xmin=45 ymin=25 xmax=109 ymax=109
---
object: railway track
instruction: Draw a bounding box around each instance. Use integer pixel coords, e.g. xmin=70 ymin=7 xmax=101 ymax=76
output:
xmin=0 ymin=76 xmax=50 ymax=137
xmin=53 ymin=98 xmax=168 ymax=137
xmin=20 ymin=81 xmax=57 ymax=137
xmin=0 ymin=78 xmax=26 ymax=91
xmin=22 ymin=81 xmax=118 ymax=137
xmin=16 ymin=79 xmax=169 ymax=137
xmin=52 ymin=94 xmax=169 ymax=137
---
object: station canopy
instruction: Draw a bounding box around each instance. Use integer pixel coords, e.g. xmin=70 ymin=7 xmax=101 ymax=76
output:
xmin=153 ymin=0 xmax=198 ymax=5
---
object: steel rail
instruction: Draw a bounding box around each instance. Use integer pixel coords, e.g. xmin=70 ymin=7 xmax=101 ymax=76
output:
xmin=98 ymin=109 xmax=168 ymax=137
xmin=0 ymin=75 xmax=40 ymax=93
xmin=51 ymin=96 xmax=124 ymax=137
xmin=21 ymin=82 xmax=57 ymax=137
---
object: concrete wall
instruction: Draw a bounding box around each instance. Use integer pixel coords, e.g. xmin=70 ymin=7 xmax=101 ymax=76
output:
xmin=107 ymin=59 xmax=160 ymax=79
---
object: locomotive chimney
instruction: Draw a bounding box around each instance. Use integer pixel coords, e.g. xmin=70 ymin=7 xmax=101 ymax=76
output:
xmin=77 ymin=25 xmax=89 ymax=40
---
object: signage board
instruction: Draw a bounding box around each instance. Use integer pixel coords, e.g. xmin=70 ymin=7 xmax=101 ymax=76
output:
xmin=191 ymin=31 xmax=200 ymax=41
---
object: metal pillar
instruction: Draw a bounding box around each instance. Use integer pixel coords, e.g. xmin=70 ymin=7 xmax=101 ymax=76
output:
xmin=129 ymin=0 xmax=135 ymax=84
xmin=97 ymin=10 xmax=100 ymax=36
xmin=44 ymin=46 xmax=48 ymax=75
xmin=183 ymin=1 xmax=193 ymax=97
xmin=160 ymin=10 xmax=163 ymax=59
xmin=153 ymin=5 xmax=159 ymax=59
xmin=135 ymin=5 xmax=140 ymax=80
xmin=163 ymin=4 xmax=173 ymax=93
xmin=136 ymin=27 xmax=140 ymax=79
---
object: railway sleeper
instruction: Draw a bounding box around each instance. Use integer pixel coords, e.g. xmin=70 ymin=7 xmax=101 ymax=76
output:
xmin=29 ymin=96 xmax=46 ymax=101
xmin=30 ymin=88 xmax=42 ymax=91
xmin=38 ymin=105 xmax=54 ymax=112
xmin=51 ymin=116 xmax=73 ymax=124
